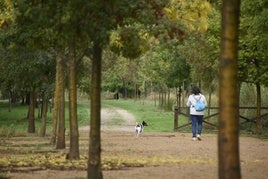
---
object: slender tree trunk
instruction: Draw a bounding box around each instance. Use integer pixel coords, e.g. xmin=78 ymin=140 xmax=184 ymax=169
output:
xmin=39 ymin=99 xmax=48 ymax=137
xmin=175 ymin=87 xmax=178 ymax=107
xmin=26 ymin=93 xmax=30 ymax=105
xmin=38 ymin=98 xmax=42 ymax=119
xmin=8 ymin=91 xmax=12 ymax=112
xmin=28 ymin=91 xmax=35 ymax=133
xmin=167 ymin=89 xmax=170 ymax=110
xmin=51 ymin=56 xmax=61 ymax=145
xmin=256 ymin=83 xmax=262 ymax=133
xmin=155 ymin=89 xmax=157 ymax=106
xmin=144 ymin=81 xmax=147 ymax=98
xmin=122 ymin=78 xmax=126 ymax=99
xmin=218 ymin=0 xmax=241 ymax=179
xmin=134 ymin=83 xmax=137 ymax=99
xmin=254 ymin=59 xmax=262 ymax=133
xmin=87 ymin=41 xmax=103 ymax=179
xmin=67 ymin=56 xmax=80 ymax=159
xmin=208 ymin=76 xmax=213 ymax=116
xmin=158 ymin=92 xmax=161 ymax=107
xmin=56 ymin=56 xmax=66 ymax=149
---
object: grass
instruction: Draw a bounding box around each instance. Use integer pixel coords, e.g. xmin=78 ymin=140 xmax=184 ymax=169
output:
xmin=0 ymin=100 xmax=92 ymax=136
xmin=0 ymin=98 xmax=189 ymax=136
xmin=102 ymin=99 xmax=188 ymax=132
xmin=0 ymin=102 xmax=33 ymax=137
xmin=1 ymin=98 xmax=267 ymax=137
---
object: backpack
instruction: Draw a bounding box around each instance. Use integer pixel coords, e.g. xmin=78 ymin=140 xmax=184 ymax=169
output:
xmin=195 ymin=96 xmax=206 ymax=111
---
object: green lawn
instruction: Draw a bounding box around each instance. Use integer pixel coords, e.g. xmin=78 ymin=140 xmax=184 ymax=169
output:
xmin=0 ymin=98 xmax=189 ymax=136
xmin=102 ymin=99 xmax=188 ymax=132
xmin=0 ymin=99 xmax=267 ymax=138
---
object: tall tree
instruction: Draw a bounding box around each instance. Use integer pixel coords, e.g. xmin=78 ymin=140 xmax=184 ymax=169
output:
xmin=67 ymin=44 xmax=84 ymax=159
xmin=218 ymin=0 xmax=241 ymax=178
xmin=238 ymin=0 xmax=268 ymax=132
xmin=56 ymin=55 xmax=66 ymax=149
xmin=86 ymin=0 xmax=170 ymax=177
xmin=50 ymin=56 xmax=61 ymax=144
xmin=28 ymin=91 xmax=35 ymax=133
xmin=39 ymin=99 xmax=48 ymax=136
xmin=88 ymin=41 xmax=103 ymax=179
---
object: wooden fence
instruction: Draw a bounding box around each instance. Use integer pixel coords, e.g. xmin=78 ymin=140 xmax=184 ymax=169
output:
xmin=174 ymin=106 xmax=268 ymax=131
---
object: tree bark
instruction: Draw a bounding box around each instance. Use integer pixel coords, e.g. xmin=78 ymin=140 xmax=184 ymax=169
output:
xmin=67 ymin=55 xmax=80 ymax=159
xmin=87 ymin=41 xmax=103 ymax=179
xmin=39 ymin=99 xmax=48 ymax=137
xmin=8 ymin=91 xmax=12 ymax=112
xmin=28 ymin=91 xmax=35 ymax=133
xmin=56 ymin=55 xmax=66 ymax=149
xmin=218 ymin=0 xmax=241 ymax=179
xmin=50 ymin=56 xmax=61 ymax=145
xmin=122 ymin=78 xmax=126 ymax=99
xmin=256 ymin=83 xmax=262 ymax=133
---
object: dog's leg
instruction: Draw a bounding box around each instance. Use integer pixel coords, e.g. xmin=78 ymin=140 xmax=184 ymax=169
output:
xmin=135 ymin=128 xmax=139 ymax=138
xmin=136 ymin=130 xmax=141 ymax=138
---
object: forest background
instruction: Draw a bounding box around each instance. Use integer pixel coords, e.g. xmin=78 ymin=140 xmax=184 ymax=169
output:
xmin=0 ymin=0 xmax=268 ymax=178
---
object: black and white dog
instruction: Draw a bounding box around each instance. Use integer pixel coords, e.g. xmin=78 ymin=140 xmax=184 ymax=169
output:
xmin=135 ymin=121 xmax=148 ymax=138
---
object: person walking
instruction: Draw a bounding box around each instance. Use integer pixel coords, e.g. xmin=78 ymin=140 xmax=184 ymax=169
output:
xmin=186 ymin=86 xmax=207 ymax=141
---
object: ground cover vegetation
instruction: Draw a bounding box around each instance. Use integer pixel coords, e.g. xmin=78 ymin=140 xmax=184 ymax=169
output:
xmin=0 ymin=0 xmax=268 ymax=178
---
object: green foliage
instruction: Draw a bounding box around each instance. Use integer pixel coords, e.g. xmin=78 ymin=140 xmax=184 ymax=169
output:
xmin=164 ymin=0 xmax=212 ymax=33
xmin=180 ymin=4 xmax=220 ymax=91
xmin=0 ymin=48 xmax=56 ymax=99
xmin=239 ymin=0 xmax=268 ymax=85
xmin=110 ymin=24 xmax=150 ymax=59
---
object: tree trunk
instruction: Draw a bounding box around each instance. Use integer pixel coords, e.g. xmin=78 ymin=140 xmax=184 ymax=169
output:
xmin=208 ymin=82 xmax=213 ymax=116
xmin=56 ymin=56 xmax=66 ymax=149
xmin=167 ymin=89 xmax=170 ymax=110
xmin=87 ymin=41 xmax=103 ymax=179
xmin=28 ymin=91 xmax=35 ymax=133
xmin=8 ymin=91 xmax=12 ymax=112
xmin=218 ymin=0 xmax=241 ymax=179
xmin=122 ymin=78 xmax=127 ymax=99
xmin=67 ymin=56 xmax=80 ymax=159
xmin=39 ymin=99 xmax=48 ymax=137
xmin=256 ymin=83 xmax=262 ymax=133
xmin=50 ymin=56 xmax=61 ymax=145
xmin=38 ymin=98 xmax=42 ymax=119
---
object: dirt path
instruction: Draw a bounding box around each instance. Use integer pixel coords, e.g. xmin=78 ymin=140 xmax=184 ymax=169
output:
xmin=6 ymin=107 xmax=268 ymax=179
xmin=79 ymin=107 xmax=137 ymax=132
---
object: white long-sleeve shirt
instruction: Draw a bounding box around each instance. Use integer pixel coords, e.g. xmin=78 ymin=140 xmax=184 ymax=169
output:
xmin=186 ymin=94 xmax=207 ymax=115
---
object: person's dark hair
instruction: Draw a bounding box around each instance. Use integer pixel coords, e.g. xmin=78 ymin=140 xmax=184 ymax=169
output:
xmin=191 ymin=86 xmax=201 ymax=95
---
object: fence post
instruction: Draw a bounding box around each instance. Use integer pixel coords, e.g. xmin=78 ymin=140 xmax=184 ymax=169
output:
xmin=174 ymin=106 xmax=179 ymax=131
xmin=174 ymin=87 xmax=182 ymax=131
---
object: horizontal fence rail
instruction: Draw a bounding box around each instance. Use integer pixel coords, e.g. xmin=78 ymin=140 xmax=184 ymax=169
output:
xmin=174 ymin=106 xmax=268 ymax=130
